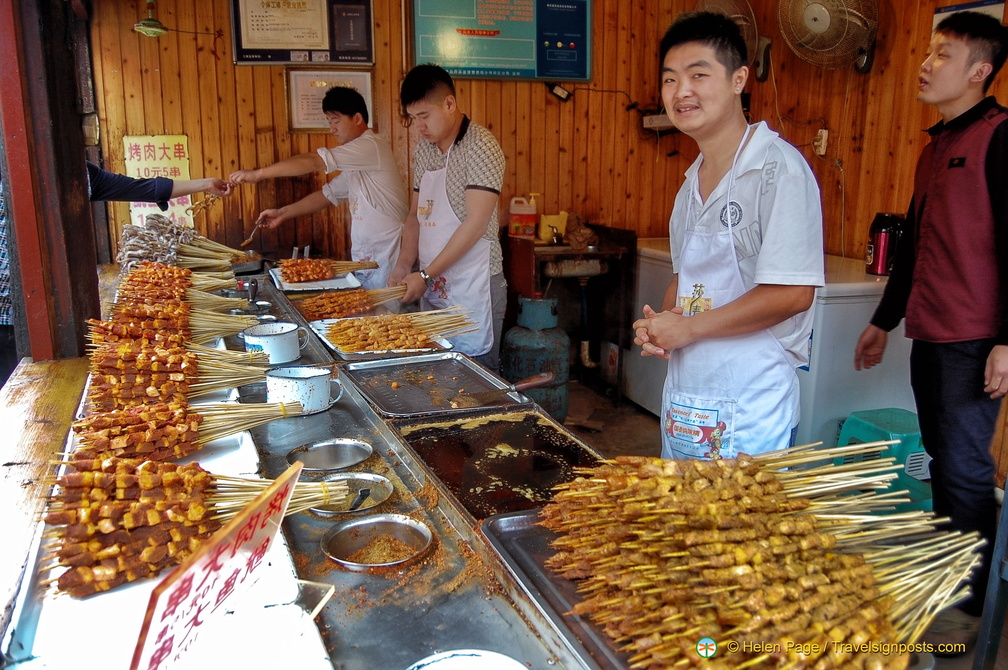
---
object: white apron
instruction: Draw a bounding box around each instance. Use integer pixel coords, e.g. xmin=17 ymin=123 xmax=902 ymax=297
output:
xmin=417 ymin=148 xmax=493 ymax=356
xmin=662 ymin=128 xmax=798 ymax=460
xmin=348 ymin=191 xmax=401 ymax=291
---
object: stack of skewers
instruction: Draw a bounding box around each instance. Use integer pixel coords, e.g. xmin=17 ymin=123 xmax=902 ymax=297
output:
xmin=278 ymin=257 xmax=379 ymax=283
xmin=540 ymin=444 xmax=982 ymax=670
xmin=39 ymin=456 xmax=348 ymax=597
xmin=79 ymin=260 xmax=305 ymax=461
xmin=292 ymin=286 xmax=406 ymax=321
xmin=116 ymin=213 xmax=249 ymax=273
xmin=323 ymin=307 xmax=476 ymax=352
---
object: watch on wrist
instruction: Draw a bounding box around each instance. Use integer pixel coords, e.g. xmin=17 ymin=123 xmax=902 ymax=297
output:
xmin=419 ymin=269 xmax=435 ymax=290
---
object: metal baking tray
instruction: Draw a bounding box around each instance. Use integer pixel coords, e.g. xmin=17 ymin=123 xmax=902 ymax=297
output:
xmin=342 ymin=352 xmax=521 ymax=416
xmin=309 ymin=319 xmax=451 ymax=361
xmin=268 ymin=266 xmax=361 ymax=292
xmin=481 ymin=509 xmax=622 ymax=670
xmin=232 ymin=250 xmax=264 ymax=274
xmin=482 ymin=511 xmax=939 ymax=670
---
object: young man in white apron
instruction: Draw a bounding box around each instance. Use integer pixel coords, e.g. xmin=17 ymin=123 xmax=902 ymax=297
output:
xmin=391 ymin=65 xmax=507 ymax=370
xmin=634 ymin=12 xmax=824 ymax=460
xmin=229 ymin=86 xmax=408 ymax=291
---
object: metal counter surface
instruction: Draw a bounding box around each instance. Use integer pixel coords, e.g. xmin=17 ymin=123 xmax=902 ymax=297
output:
xmin=242 ymin=378 xmax=588 ymax=669
xmin=220 ymin=274 xmax=336 ymax=367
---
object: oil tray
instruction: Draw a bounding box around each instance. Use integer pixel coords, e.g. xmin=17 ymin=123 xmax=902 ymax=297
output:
xmin=392 ymin=407 xmax=602 ymax=520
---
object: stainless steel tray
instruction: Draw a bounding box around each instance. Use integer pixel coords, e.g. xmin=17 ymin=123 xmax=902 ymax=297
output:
xmin=342 ymin=352 xmax=524 ymax=416
xmin=481 ymin=510 xmax=623 ymax=670
xmin=309 ymin=318 xmax=451 ymax=361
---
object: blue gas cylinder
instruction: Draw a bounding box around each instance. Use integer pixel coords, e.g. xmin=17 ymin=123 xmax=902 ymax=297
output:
xmin=501 ymin=296 xmax=570 ymax=421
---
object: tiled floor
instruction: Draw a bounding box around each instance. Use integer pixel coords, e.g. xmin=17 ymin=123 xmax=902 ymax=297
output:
xmin=562 ymin=380 xmax=1008 ymax=670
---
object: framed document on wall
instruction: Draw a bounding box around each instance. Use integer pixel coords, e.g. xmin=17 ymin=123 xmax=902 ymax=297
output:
xmin=287 ymin=69 xmax=373 ymax=132
xmin=232 ymin=0 xmax=373 ymax=65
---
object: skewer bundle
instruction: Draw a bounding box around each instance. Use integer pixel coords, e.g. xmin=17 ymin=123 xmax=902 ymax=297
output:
xmin=85 ymin=341 xmax=270 ymax=412
xmin=116 ymin=213 xmax=246 ymax=273
xmin=116 ymin=260 xmax=238 ymax=298
xmin=108 ymin=296 xmax=257 ymax=345
xmin=40 ymin=456 xmax=348 ymax=597
xmin=71 ymin=400 xmax=303 ymax=462
xmin=323 ymin=307 xmax=476 ymax=352
xmin=541 ymin=445 xmax=982 ymax=670
xmin=293 ymin=286 xmax=407 ymax=321
xmin=278 ymin=257 xmax=379 ymax=283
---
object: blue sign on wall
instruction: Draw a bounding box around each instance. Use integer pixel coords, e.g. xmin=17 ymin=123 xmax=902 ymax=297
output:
xmin=412 ymin=0 xmax=591 ymax=81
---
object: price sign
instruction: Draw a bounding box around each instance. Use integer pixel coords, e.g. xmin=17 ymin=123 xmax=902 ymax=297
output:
xmin=130 ymin=462 xmax=304 ymax=670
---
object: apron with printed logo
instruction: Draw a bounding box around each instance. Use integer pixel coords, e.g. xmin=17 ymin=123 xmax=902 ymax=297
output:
xmin=662 ymin=127 xmax=798 ymax=460
xmin=348 ymin=189 xmax=401 ymax=290
xmin=417 ymin=147 xmax=492 ymax=356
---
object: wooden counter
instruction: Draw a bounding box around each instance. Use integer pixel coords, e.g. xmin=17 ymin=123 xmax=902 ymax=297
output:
xmin=0 ymin=357 xmax=89 ymax=636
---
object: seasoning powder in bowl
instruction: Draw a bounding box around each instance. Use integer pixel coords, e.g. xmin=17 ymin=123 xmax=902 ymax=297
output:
xmin=320 ymin=514 xmax=433 ymax=571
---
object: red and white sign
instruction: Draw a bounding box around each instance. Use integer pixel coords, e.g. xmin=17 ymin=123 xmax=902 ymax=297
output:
xmin=130 ymin=462 xmax=304 ymax=670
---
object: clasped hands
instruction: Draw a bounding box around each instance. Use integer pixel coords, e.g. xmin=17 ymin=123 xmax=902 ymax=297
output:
xmin=633 ymin=304 xmax=697 ymax=359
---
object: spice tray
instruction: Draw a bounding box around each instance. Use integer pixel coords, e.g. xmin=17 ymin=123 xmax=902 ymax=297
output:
xmin=268 ymin=266 xmax=361 ymax=292
xmin=341 ymin=352 xmax=522 ymax=416
xmin=480 ymin=509 xmax=623 ymax=670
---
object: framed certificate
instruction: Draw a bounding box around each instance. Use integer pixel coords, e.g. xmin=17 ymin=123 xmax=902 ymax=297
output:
xmin=287 ymin=69 xmax=373 ymax=132
xmin=232 ymin=0 xmax=373 ymax=65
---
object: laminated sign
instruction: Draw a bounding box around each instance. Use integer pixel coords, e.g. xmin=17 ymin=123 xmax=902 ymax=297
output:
xmin=130 ymin=462 xmax=303 ymax=670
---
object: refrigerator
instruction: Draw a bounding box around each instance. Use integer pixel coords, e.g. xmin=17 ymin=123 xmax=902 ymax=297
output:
xmin=795 ymin=255 xmax=916 ymax=448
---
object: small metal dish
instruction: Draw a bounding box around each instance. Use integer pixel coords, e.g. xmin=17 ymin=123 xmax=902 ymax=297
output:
xmin=309 ymin=473 xmax=393 ymax=516
xmin=320 ymin=513 xmax=433 ymax=571
xmin=286 ymin=438 xmax=372 ymax=472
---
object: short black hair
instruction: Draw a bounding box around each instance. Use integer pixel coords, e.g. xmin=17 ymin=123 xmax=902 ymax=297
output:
xmin=659 ymin=11 xmax=747 ymax=74
xmin=400 ymin=64 xmax=456 ymax=113
xmin=321 ymin=86 xmax=369 ymax=124
xmin=935 ymin=10 xmax=1008 ymax=92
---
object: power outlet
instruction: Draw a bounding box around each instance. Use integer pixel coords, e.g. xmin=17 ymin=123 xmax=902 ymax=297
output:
xmin=813 ymin=129 xmax=828 ymax=156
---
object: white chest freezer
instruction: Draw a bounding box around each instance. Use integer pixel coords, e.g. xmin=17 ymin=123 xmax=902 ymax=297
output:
xmin=795 ymin=255 xmax=916 ymax=448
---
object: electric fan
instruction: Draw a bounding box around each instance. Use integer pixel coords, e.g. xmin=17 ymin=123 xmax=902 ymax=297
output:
xmin=695 ymin=0 xmax=771 ymax=81
xmin=778 ymin=0 xmax=878 ymax=72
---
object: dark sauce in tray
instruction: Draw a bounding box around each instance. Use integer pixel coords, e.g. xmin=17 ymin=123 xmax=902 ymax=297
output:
xmin=398 ymin=412 xmax=601 ymax=519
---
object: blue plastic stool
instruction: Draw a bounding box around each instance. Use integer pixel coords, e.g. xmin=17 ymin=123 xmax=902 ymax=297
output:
xmin=836 ymin=408 xmax=932 ymax=513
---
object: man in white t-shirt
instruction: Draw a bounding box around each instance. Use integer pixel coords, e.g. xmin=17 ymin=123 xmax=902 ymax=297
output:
xmin=230 ymin=87 xmax=408 ymax=290
xmin=633 ymin=11 xmax=824 ymax=459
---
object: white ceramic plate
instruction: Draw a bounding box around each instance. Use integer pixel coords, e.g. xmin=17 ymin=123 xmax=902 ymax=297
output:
xmin=268 ymin=266 xmax=362 ymax=292
xmin=404 ymin=649 xmax=526 ymax=670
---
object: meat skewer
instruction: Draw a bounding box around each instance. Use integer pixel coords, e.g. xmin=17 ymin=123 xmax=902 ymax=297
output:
xmin=39 ymin=457 xmax=348 ymax=597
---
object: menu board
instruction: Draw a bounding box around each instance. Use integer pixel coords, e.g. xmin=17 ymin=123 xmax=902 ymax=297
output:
xmin=232 ymin=0 xmax=373 ymax=65
xmin=412 ymin=0 xmax=591 ymax=81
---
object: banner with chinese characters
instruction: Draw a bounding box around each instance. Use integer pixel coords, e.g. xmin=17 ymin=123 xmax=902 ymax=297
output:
xmin=122 ymin=135 xmax=194 ymax=228
xmin=129 ymin=462 xmax=303 ymax=670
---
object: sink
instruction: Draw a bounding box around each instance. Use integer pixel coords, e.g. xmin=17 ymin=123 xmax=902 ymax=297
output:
xmin=542 ymin=258 xmax=609 ymax=278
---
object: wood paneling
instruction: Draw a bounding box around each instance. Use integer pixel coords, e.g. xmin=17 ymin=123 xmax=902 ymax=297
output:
xmin=91 ymin=1 xmax=1008 ymax=261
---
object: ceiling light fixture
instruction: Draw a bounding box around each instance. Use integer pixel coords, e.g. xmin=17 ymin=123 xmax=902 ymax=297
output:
xmin=134 ymin=0 xmax=169 ymax=38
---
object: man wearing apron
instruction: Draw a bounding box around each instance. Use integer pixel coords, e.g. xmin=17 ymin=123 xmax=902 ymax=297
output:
xmin=230 ymin=86 xmax=408 ymax=290
xmin=392 ymin=65 xmax=507 ymax=370
xmin=634 ymin=12 xmax=824 ymax=460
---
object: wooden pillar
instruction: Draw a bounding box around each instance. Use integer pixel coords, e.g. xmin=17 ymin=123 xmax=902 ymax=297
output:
xmin=0 ymin=0 xmax=101 ymax=360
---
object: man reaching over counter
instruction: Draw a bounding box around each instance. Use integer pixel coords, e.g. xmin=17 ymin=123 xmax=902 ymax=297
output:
xmin=230 ymin=86 xmax=407 ymax=290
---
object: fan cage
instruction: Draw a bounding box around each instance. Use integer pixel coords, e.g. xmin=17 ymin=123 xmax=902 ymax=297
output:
xmin=778 ymin=0 xmax=878 ymax=69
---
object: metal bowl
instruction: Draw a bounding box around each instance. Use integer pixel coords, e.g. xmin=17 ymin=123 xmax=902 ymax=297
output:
xmin=286 ymin=438 xmax=372 ymax=472
xmin=309 ymin=473 xmax=393 ymax=517
xmin=320 ymin=513 xmax=433 ymax=571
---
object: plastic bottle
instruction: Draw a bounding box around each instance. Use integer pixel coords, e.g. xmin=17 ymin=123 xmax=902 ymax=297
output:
xmin=509 ymin=196 xmax=536 ymax=238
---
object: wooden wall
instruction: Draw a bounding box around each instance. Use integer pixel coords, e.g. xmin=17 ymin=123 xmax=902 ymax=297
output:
xmin=90 ymin=0 xmax=1008 ymax=261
